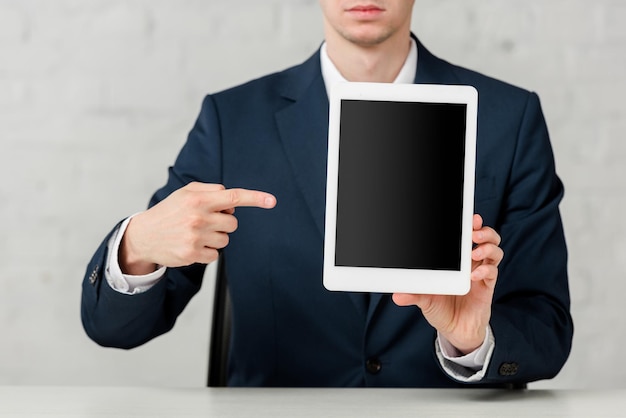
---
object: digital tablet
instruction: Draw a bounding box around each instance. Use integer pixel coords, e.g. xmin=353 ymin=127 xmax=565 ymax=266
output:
xmin=323 ymin=82 xmax=478 ymax=295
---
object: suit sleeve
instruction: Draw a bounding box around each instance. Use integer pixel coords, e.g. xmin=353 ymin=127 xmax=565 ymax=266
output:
xmin=481 ymin=92 xmax=573 ymax=385
xmin=80 ymin=95 xmax=223 ymax=348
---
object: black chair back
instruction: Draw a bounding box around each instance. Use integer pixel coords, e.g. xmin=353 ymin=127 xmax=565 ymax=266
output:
xmin=207 ymin=255 xmax=231 ymax=387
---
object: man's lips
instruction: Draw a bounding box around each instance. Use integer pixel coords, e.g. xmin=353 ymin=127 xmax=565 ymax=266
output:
xmin=346 ymin=4 xmax=385 ymax=17
xmin=350 ymin=5 xmax=383 ymax=11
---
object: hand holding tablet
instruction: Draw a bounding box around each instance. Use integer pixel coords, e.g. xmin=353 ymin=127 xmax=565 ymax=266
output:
xmin=323 ymin=82 xmax=478 ymax=295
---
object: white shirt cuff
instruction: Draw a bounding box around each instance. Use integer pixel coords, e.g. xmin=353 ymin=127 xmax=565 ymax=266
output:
xmin=435 ymin=326 xmax=495 ymax=382
xmin=105 ymin=214 xmax=166 ymax=295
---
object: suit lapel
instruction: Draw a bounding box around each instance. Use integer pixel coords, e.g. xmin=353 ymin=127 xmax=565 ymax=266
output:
xmin=275 ymin=54 xmax=329 ymax=238
xmin=412 ymin=35 xmax=461 ymax=85
xmin=274 ymin=52 xmax=372 ymax=317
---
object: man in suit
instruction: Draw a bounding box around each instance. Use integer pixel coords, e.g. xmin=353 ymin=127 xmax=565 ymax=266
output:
xmin=81 ymin=0 xmax=573 ymax=387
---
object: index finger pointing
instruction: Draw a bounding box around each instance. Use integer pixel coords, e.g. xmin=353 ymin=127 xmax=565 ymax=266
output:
xmin=208 ymin=188 xmax=276 ymax=212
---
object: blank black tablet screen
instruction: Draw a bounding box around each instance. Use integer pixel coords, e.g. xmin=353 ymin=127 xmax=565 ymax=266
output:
xmin=334 ymin=99 xmax=467 ymax=270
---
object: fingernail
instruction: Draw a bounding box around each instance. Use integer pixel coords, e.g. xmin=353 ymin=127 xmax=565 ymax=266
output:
xmin=265 ymin=196 xmax=275 ymax=207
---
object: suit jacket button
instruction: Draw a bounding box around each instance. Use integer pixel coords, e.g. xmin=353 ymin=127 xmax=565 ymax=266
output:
xmin=89 ymin=265 xmax=99 ymax=285
xmin=365 ymin=358 xmax=382 ymax=374
xmin=498 ymin=362 xmax=519 ymax=376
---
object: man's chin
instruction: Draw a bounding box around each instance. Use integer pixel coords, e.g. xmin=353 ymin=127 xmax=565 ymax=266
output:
xmin=340 ymin=28 xmax=394 ymax=47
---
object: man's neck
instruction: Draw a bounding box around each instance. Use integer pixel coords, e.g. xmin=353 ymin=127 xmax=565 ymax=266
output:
xmin=324 ymin=31 xmax=412 ymax=83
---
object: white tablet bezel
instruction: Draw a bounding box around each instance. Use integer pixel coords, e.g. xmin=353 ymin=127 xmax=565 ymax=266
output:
xmin=323 ymin=82 xmax=478 ymax=295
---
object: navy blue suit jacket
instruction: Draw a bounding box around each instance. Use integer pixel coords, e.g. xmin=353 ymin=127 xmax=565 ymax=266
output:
xmin=82 ymin=39 xmax=573 ymax=387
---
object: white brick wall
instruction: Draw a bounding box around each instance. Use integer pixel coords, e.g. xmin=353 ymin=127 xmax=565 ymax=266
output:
xmin=1 ymin=0 xmax=624 ymax=388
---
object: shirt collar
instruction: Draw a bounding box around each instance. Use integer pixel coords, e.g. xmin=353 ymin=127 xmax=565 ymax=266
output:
xmin=320 ymin=38 xmax=418 ymax=98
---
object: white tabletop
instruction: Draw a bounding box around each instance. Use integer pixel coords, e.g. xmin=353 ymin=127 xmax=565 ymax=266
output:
xmin=0 ymin=386 xmax=623 ymax=417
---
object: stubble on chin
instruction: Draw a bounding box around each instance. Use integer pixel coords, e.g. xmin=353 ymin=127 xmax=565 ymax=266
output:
xmin=337 ymin=26 xmax=395 ymax=47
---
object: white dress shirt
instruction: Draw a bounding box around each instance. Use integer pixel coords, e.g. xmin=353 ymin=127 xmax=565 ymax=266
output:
xmin=105 ymin=38 xmax=495 ymax=382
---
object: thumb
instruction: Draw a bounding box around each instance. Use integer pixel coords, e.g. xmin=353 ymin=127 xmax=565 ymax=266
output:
xmin=392 ymin=293 xmax=430 ymax=308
